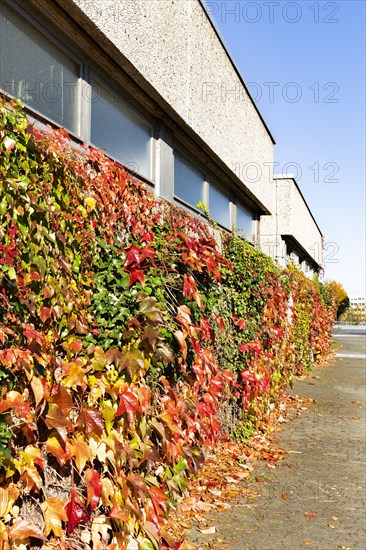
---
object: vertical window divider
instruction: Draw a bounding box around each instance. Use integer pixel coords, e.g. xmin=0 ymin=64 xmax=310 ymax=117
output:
xmin=203 ymin=179 xmax=209 ymax=209
xmin=231 ymin=201 xmax=236 ymax=233
xmin=80 ymin=64 xmax=91 ymax=144
xmin=151 ymin=127 xmax=157 ymax=188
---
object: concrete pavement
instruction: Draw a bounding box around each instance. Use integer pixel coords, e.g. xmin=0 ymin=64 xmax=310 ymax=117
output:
xmin=187 ymin=329 xmax=366 ymax=549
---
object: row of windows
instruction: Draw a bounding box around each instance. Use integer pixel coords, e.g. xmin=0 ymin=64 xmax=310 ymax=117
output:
xmin=174 ymin=152 xmax=254 ymax=237
xmin=0 ymin=1 xmax=255 ymax=241
xmin=286 ymin=249 xmax=314 ymax=276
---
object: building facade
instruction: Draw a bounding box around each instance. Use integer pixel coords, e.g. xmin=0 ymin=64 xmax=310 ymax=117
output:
xmin=0 ymin=0 xmax=323 ymax=272
xmin=260 ymin=175 xmax=324 ymax=276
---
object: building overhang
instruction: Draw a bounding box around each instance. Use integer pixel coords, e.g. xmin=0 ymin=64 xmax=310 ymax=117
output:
xmin=25 ymin=0 xmax=271 ymax=217
xmin=281 ymin=234 xmax=323 ymax=272
xmin=274 ymin=174 xmax=324 ymax=237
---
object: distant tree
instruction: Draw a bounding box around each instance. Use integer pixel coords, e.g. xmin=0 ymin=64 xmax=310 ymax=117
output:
xmin=324 ymin=280 xmax=350 ymax=320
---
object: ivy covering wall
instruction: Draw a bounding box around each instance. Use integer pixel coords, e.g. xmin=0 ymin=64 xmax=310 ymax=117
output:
xmin=0 ymin=98 xmax=336 ymax=549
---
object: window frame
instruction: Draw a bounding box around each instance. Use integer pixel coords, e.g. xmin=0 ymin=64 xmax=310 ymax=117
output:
xmin=0 ymin=0 xmax=85 ymax=140
xmin=173 ymin=148 xmax=207 ymax=211
xmin=1 ymin=0 xmax=260 ymax=231
xmin=88 ymin=71 xmax=155 ymax=183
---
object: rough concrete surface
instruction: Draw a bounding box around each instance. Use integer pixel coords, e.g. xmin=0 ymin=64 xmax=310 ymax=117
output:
xmin=187 ymin=329 xmax=366 ymax=549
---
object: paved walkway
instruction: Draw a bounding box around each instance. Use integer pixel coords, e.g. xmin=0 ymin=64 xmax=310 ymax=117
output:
xmin=187 ymin=329 xmax=366 ymax=549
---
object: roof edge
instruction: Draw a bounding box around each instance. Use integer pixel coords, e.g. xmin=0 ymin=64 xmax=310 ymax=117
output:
xmin=198 ymin=0 xmax=276 ymax=145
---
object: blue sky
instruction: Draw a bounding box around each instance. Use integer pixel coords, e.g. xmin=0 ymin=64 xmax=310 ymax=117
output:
xmin=207 ymin=0 xmax=365 ymax=296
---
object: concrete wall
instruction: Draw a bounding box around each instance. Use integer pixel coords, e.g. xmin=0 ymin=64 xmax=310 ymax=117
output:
xmin=70 ymin=0 xmax=275 ymax=213
xmin=276 ymin=177 xmax=323 ymax=268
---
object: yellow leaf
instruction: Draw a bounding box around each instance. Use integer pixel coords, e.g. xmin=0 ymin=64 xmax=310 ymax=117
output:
xmin=91 ymin=517 xmax=111 ymax=548
xmin=70 ymin=439 xmax=92 ymax=473
xmin=0 ymin=484 xmax=19 ymax=517
xmin=40 ymin=498 xmax=67 ymax=538
xmin=61 ymin=358 xmax=87 ymax=388
xmin=85 ymin=196 xmax=96 ymax=212
xmin=0 ymin=520 xmax=9 ymax=546
xmin=101 ymin=477 xmax=114 ymax=506
xmin=30 ymin=376 xmax=44 ymax=408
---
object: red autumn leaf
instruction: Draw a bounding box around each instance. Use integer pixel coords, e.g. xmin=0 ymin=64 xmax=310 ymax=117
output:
xmin=22 ymin=324 xmax=43 ymax=343
xmin=77 ymin=407 xmax=104 ymax=436
xmin=129 ymin=270 xmax=145 ymax=286
xmin=248 ymin=341 xmax=262 ymax=354
xmin=29 ymin=269 xmax=41 ymax=281
xmin=272 ymin=326 xmax=285 ymax=340
xmin=239 ymin=343 xmax=249 ymax=354
xmin=115 ymin=387 xmax=142 ymax=426
xmin=65 ymin=490 xmax=89 ymax=534
xmin=182 ymin=274 xmax=196 ymax=300
xmin=141 ymin=231 xmax=154 ymax=243
xmin=216 ymin=316 xmax=225 ymax=333
xmin=125 ymin=245 xmax=141 ymax=267
xmin=149 ymin=485 xmax=168 ymax=518
xmin=222 ymin=369 xmax=235 ymax=385
xmin=68 ymin=339 xmax=83 ymax=354
xmin=140 ymin=245 xmax=155 ymax=263
xmin=304 ymin=511 xmax=318 ymax=519
xmin=84 ymin=468 xmax=102 ymax=511
xmin=236 ymin=319 xmax=247 ymax=330
xmin=40 ymin=305 xmax=51 ymax=323
xmin=199 ymin=318 xmax=214 ymax=342
xmin=205 ymin=253 xmax=219 ymax=275
xmin=208 ymin=374 xmax=223 ymax=398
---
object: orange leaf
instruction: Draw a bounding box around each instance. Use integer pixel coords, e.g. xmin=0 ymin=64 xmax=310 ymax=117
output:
xmin=174 ymin=330 xmax=187 ymax=361
xmin=31 ymin=376 xmax=44 ymax=408
xmin=40 ymin=306 xmax=51 ymax=323
xmin=0 ymin=391 xmax=32 ymax=420
xmin=46 ymin=435 xmax=70 ymax=467
xmin=304 ymin=511 xmax=318 ymax=519
xmin=70 ymin=439 xmax=92 ymax=473
xmin=68 ymin=339 xmax=83 ymax=354
xmin=45 ymin=403 xmax=72 ymax=437
xmin=41 ymin=497 xmax=68 ymax=538
xmin=49 ymin=385 xmax=73 ymax=416
xmin=9 ymin=518 xmax=46 ymax=541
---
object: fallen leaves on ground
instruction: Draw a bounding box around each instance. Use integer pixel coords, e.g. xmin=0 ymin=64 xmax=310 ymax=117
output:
xmin=164 ymin=392 xmax=314 ymax=546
